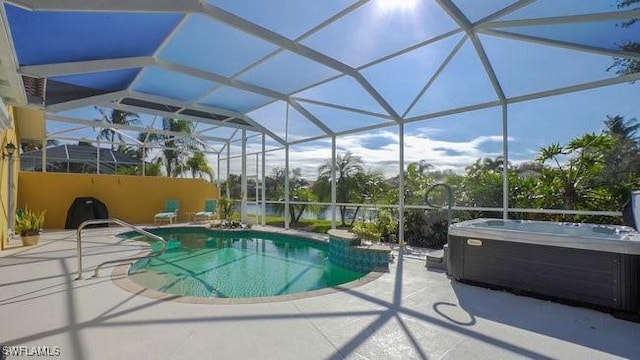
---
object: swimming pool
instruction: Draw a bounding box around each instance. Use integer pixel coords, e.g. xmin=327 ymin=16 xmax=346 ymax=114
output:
xmin=125 ymin=228 xmax=370 ymax=299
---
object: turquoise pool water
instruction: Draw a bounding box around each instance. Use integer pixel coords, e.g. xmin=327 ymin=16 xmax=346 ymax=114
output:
xmin=127 ymin=228 xmax=367 ymax=298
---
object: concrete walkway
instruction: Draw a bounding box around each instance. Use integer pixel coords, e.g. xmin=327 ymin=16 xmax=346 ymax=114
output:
xmin=1 ymin=227 xmax=639 ymax=359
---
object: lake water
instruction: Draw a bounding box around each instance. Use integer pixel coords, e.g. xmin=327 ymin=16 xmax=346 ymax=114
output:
xmin=240 ymin=203 xmax=375 ymax=222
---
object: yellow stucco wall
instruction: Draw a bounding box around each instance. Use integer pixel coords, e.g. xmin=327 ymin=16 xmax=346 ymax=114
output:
xmin=17 ymin=172 xmax=219 ymax=229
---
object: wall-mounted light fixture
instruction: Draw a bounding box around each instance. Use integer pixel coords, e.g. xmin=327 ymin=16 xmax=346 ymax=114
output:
xmin=3 ymin=142 xmax=16 ymax=159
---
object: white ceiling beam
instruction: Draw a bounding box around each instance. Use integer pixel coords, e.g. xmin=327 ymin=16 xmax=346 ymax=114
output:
xmin=478 ymin=28 xmax=640 ymax=61
xmin=19 ymin=56 xmax=153 ymax=77
xmin=47 ymin=125 xmax=90 ymax=137
xmin=155 ymin=59 xmax=285 ymax=101
xmin=126 ymin=14 xmax=189 ymax=94
xmin=473 ymin=0 xmax=537 ymax=26
xmin=469 ymin=35 xmax=506 ymax=102
xmin=46 ymin=113 xmax=232 ymax=142
xmin=333 ymin=120 xmax=398 ymax=138
xmin=403 ymin=36 xmax=467 ymax=118
xmin=129 ymin=91 xmax=287 ymax=144
xmin=129 ymin=91 xmax=243 ymax=120
xmin=45 ymin=90 xmax=129 ymax=112
xmin=293 ymin=97 xmax=393 ymax=120
xmin=109 ymin=128 xmax=143 ymax=145
xmin=405 ymin=100 xmax=502 ymax=124
xmin=436 ymin=0 xmax=506 ymax=102
xmin=480 ymin=9 xmax=640 ymax=29
xmin=0 ymin=3 xmax=26 ymax=105
xmin=404 ymin=72 xmax=640 ymax=124
xmin=507 ymin=72 xmax=640 ymax=105
xmin=7 ymin=0 xmax=201 ymax=12
xmin=287 ymin=100 xmax=334 ymax=136
xmin=157 ymin=60 xmax=336 ymax=136
xmin=200 ymin=3 xmax=401 ymax=121
xmin=358 ymin=29 xmax=462 ymax=71
xmin=101 ymin=101 xmax=254 ymax=132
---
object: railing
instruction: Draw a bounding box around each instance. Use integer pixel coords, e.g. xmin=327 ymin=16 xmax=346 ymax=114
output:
xmin=76 ymin=218 xmax=166 ymax=280
xmin=425 ymin=183 xmax=455 ymax=226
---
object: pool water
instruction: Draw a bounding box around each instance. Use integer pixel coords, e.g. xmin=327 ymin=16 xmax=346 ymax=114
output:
xmin=128 ymin=229 xmax=367 ymax=298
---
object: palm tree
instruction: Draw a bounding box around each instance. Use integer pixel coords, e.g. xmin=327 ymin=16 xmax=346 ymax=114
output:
xmin=95 ymin=108 xmax=140 ymax=150
xmin=536 ymin=133 xmax=612 ymax=210
xmin=185 ymin=151 xmax=214 ymax=181
xmin=605 ymin=115 xmax=639 ymax=142
xmin=317 ymin=152 xmax=364 ymax=226
xmin=143 ymin=118 xmax=200 ymax=177
xmin=600 ymin=115 xmax=640 ymax=205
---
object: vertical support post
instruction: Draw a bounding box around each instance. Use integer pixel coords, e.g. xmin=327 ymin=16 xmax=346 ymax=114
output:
xmin=216 ymin=152 xmax=221 ymax=196
xmin=42 ymin=121 xmax=47 ymax=172
xmin=261 ymin=134 xmax=266 ymax=226
xmin=141 ymin=145 xmax=146 ymax=176
xmin=399 ymin=122 xmax=405 ymax=247
xmin=331 ymin=136 xmax=337 ymax=230
xmin=226 ymin=141 xmax=230 ymax=198
xmin=502 ymin=103 xmax=509 ymax=220
xmin=7 ymin=153 xmax=14 ymax=235
xmin=255 ymin=153 xmax=259 ymax=222
xmin=241 ymin=130 xmax=247 ymax=224
xmin=96 ymin=138 xmax=101 ymax=174
xmin=284 ymin=143 xmax=290 ymax=230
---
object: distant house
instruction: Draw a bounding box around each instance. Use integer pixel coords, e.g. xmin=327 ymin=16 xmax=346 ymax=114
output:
xmin=20 ymin=144 xmax=141 ymax=174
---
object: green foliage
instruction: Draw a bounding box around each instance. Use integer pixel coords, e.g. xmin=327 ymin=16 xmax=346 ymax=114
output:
xmin=351 ymin=221 xmax=382 ymax=243
xmin=536 ymin=133 xmax=612 ymax=211
xmin=217 ymin=197 xmax=235 ymax=221
xmin=351 ymin=208 xmax=398 ymax=244
xmin=609 ymin=0 xmax=640 ymax=75
xmin=143 ymin=118 xmax=200 ymax=177
xmin=95 ymin=108 xmax=140 ymax=150
xmin=15 ymin=207 xmax=46 ymax=236
xmin=404 ymin=209 xmax=451 ymax=248
xmin=116 ymin=161 xmax=162 ymax=176
xmin=184 ymin=151 xmax=214 ymax=181
xmin=316 ymin=152 xmax=365 ymax=226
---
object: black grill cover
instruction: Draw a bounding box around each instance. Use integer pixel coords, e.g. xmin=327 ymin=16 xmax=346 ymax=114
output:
xmin=65 ymin=197 xmax=109 ymax=229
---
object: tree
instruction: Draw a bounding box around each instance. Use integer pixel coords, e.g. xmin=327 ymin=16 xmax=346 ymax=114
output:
xmin=185 ymin=151 xmax=214 ymax=182
xmin=143 ymin=118 xmax=200 ymax=177
xmin=269 ymin=167 xmax=318 ymax=224
xmin=608 ymin=0 xmax=640 ymax=76
xmin=597 ymin=115 xmax=640 ymax=207
xmin=348 ymin=170 xmax=387 ymax=226
xmin=536 ymin=133 xmax=612 ymax=210
xmin=95 ymin=108 xmax=140 ymax=150
xmin=316 ymin=152 xmax=365 ymax=226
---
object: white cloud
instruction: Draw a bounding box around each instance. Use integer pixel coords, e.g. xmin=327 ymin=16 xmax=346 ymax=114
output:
xmin=215 ymin=130 xmax=517 ymax=180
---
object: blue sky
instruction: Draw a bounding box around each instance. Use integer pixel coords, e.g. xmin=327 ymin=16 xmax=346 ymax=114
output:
xmin=13 ymin=0 xmax=638 ymax=179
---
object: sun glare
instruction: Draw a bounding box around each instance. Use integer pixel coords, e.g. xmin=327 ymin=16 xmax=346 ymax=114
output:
xmin=376 ymin=0 xmax=419 ymax=12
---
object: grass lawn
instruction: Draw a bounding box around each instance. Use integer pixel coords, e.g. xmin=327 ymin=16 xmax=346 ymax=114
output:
xmin=246 ymin=215 xmax=352 ymax=234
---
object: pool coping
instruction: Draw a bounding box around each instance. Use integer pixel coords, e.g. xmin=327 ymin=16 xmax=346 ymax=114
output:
xmin=110 ymin=226 xmax=388 ymax=304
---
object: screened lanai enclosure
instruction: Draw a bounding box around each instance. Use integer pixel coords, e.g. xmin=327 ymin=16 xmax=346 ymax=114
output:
xmin=0 ymin=0 xmax=639 ymax=244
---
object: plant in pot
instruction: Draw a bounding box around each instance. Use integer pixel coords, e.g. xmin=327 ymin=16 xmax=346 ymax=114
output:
xmin=212 ymin=197 xmax=240 ymax=229
xmin=15 ymin=207 xmax=46 ymax=246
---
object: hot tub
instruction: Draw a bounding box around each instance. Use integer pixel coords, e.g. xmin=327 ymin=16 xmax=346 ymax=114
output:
xmin=448 ymin=218 xmax=640 ymax=320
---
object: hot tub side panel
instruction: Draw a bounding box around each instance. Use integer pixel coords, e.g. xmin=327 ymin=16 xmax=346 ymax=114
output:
xmin=448 ymin=234 xmax=640 ymax=314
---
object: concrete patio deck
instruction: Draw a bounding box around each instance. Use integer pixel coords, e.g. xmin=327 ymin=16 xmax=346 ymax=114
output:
xmin=1 ymin=227 xmax=639 ymax=359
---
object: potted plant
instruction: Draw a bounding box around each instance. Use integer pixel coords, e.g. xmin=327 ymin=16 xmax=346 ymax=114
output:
xmin=15 ymin=207 xmax=46 ymax=246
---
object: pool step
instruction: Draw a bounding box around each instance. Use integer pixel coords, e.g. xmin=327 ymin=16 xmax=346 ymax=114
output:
xmin=425 ymin=244 xmax=448 ymax=271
